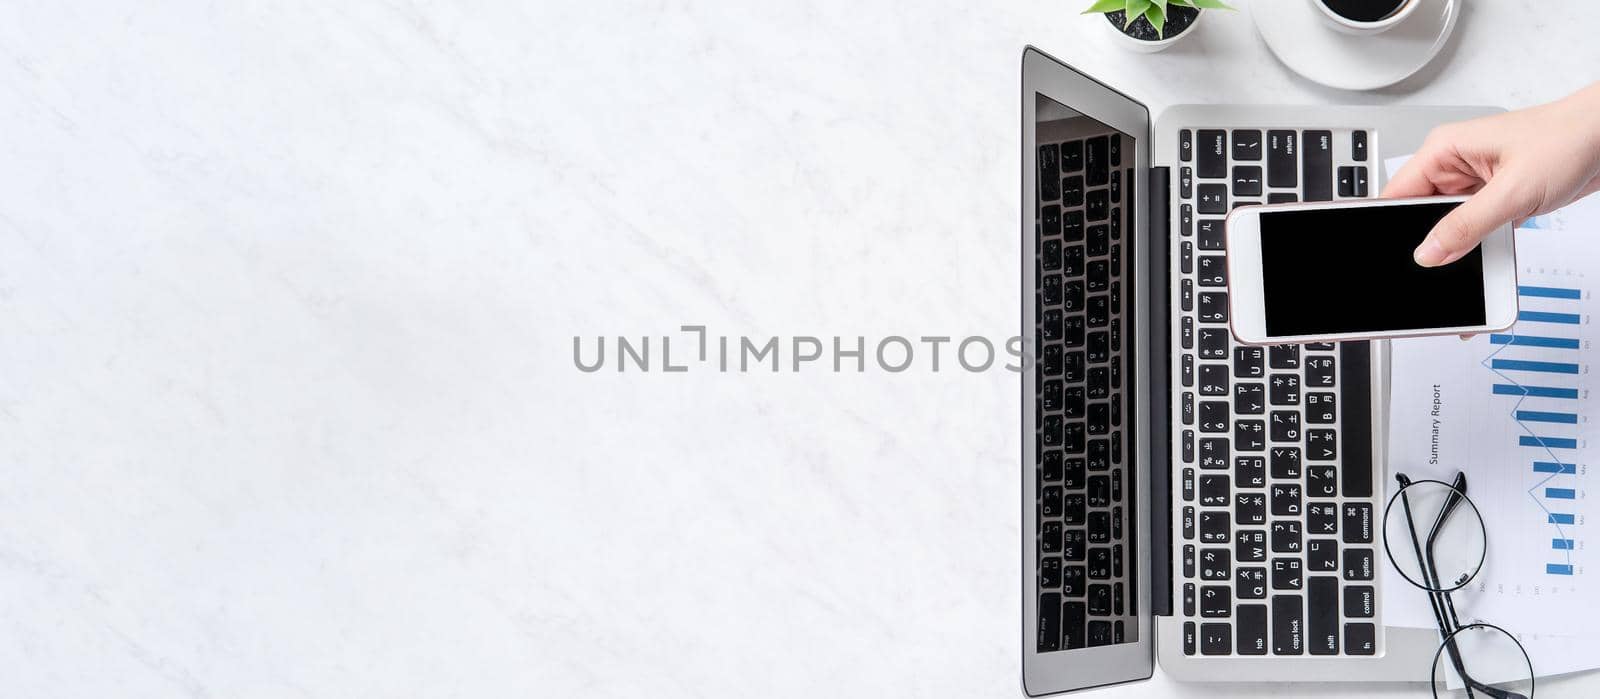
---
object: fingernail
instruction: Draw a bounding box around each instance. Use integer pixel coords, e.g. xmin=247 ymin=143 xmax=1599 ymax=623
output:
xmin=1414 ymin=239 xmax=1448 ymax=266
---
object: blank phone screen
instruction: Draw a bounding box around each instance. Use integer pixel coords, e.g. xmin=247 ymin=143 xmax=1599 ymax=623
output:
xmin=1259 ymin=201 xmax=1487 ymax=337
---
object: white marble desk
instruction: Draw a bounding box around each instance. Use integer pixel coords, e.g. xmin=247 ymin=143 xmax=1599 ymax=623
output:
xmin=1 ymin=1 xmax=1597 ymax=697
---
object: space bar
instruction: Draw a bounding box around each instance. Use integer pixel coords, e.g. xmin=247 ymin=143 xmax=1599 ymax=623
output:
xmin=1339 ymin=341 xmax=1372 ymax=498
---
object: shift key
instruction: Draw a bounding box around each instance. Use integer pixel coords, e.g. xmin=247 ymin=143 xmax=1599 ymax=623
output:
xmin=1308 ymin=577 xmax=1339 ymax=655
xmin=1267 ymin=130 xmax=1297 ymax=188
xmin=1303 ymin=130 xmax=1332 ymax=201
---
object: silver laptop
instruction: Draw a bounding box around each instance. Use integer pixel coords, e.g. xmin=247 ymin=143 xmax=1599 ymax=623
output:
xmin=1020 ymin=46 xmax=1498 ymax=694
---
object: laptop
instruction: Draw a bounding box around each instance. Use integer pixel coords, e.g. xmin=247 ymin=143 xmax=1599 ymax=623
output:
xmin=1020 ymin=46 xmax=1498 ymax=694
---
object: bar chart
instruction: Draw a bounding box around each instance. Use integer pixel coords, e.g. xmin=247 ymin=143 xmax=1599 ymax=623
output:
xmin=1482 ymin=284 xmax=1586 ymax=578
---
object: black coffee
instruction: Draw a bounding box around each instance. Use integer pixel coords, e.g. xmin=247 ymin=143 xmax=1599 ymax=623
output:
xmin=1320 ymin=0 xmax=1408 ymax=23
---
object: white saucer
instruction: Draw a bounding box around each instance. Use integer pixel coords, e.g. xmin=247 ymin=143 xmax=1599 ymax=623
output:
xmin=1251 ymin=0 xmax=1459 ymax=91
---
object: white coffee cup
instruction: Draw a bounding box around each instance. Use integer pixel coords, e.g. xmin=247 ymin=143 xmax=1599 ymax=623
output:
xmin=1313 ymin=0 xmax=1420 ymax=35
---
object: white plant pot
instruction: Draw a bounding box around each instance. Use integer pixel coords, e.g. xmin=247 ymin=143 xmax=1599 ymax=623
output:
xmin=1103 ymin=8 xmax=1203 ymax=53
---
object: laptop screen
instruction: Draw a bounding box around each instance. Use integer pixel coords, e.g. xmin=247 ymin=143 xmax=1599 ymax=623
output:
xmin=1032 ymin=93 xmax=1140 ymax=651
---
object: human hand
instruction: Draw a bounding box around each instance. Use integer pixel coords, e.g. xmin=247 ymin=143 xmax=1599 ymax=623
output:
xmin=1383 ymin=82 xmax=1600 ymax=267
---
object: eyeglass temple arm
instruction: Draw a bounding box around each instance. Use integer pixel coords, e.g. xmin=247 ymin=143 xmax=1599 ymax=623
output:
xmin=1395 ymin=474 xmax=1478 ymax=693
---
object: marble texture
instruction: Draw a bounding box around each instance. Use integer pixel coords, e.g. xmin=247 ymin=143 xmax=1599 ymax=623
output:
xmin=1 ymin=1 xmax=1598 ymax=697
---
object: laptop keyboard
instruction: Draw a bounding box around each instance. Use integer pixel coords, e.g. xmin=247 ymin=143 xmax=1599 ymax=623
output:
xmin=1172 ymin=128 xmax=1382 ymax=657
xmin=1035 ymin=131 xmax=1138 ymax=652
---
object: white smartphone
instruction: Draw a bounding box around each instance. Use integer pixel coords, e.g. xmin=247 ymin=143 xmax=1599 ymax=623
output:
xmin=1225 ymin=196 xmax=1519 ymax=345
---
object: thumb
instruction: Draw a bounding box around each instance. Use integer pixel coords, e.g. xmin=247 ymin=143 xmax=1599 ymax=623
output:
xmin=1413 ymin=179 xmax=1531 ymax=267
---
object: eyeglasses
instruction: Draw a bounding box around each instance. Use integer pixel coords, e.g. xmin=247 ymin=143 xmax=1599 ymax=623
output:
xmin=1383 ymin=472 xmax=1534 ymax=698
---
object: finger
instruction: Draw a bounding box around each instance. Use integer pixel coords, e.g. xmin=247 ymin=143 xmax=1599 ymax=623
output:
xmin=1382 ymin=156 xmax=1440 ymax=198
xmin=1413 ymin=178 xmax=1531 ymax=267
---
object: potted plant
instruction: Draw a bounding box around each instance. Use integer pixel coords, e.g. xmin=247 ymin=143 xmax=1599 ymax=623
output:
xmin=1083 ymin=0 xmax=1233 ymax=53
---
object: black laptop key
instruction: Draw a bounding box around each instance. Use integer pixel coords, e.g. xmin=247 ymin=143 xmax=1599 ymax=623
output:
xmin=1181 ymin=240 xmax=1193 ymax=274
xmin=1354 ymin=166 xmax=1368 ymax=197
xmin=1308 ymin=576 xmax=1339 ymax=655
xmin=1089 ymin=547 xmax=1112 ymax=579
xmin=1183 ymin=582 xmax=1196 ymax=616
xmin=1345 ymin=585 xmax=1375 ymax=618
xmin=1041 ymin=449 xmax=1063 ymax=479
xmin=1271 ymin=447 xmax=1301 ymax=480
xmin=1352 ymin=129 xmax=1368 ymax=161
xmin=1197 ymin=184 xmax=1227 ymax=214
xmin=1200 ymin=511 xmax=1230 ymax=543
xmin=1235 ymin=419 xmax=1265 ymax=452
xmin=1181 ymin=279 xmax=1194 ymax=311
xmin=1237 ymin=604 xmax=1268 ymax=655
xmin=1040 ymin=239 xmax=1061 ymax=271
xmin=1088 ymin=475 xmax=1111 ymax=508
xmin=1063 ymin=140 xmax=1083 ymax=172
xmin=1040 ymin=485 xmax=1063 ymax=517
xmin=1198 ymin=292 xmax=1228 ymax=323
xmin=1200 ymin=623 xmax=1231 ymax=656
xmin=1234 ymin=346 xmax=1263 ymax=378
xmin=1089 ymin=224 xmax=1110 ymax=257
xmin=1232 ymin=129 xmax=1262 ymax=161
xmin=1087 ymin=189 xmax=1109 ymax=222
xmin=1197 ymin=129 xmax=1226 ymax=178
xmin=1040 ymin=557 xmax=1062 ymax=588
xmin=1343 ymin=503 xmax=1373 ymax=543
xmin=1182 ymin=392 xmax=1195 ymax=426
xmin=1201 ymin=585 xmax=1231 ymax=618
xmin=1113 ymin=544 xmax=1124 ymax=579
xmin=1307 ymin=502 xmax=1337 ymax=537
xmin=1199 ymin=328 xmax=1228 ymax=359
xmin=1239 ymin=566 xmax=1267 ymax=600
xmin=1269 ymin=374 xmax=1301 ymax=405
xmin=1199 ymin=364 xmax=1227 ymax=396
xmin=1088 ymin=583 xmax=1111 ymax=615
xmin=1111 ymin=172 xmax=1121 ymax=203
xmin=1199 ymin=401 xmax=1229 ymax=434
xmin=1065 ymin=492 xmax=1086 ymax=524
xmin=1234 ymin=382 xmax=1264 ymax=414
xmin=1337 ymin=166 xmax=1357 ymax=198
xmin=1183 ymin=430 xmax=1195 ymax=462
xmin=1267 ymin=192 xmax=1297 ymax=204
xmin=1180 ymin=166 xmax=1193 ymax=199
xmin=1308 ymin=539 xmax=1338 ymax=572
xmin=1042 ymin=309 xmax=1063 ymax=342
xmin=1346 ymin=623 xmax=1375 ymax=655
xmin=1085 ymin=135 xmax=1109 ymax=186
xmin=1308 ymin=465 xmax=1337 ymax=498
xmin=1272 ymin=558 xmax=1303 ymax=591
xmin=1236 ymin=456 xmax=1266 ymax=488
xmin=1087 ymin=620 xmax=1113 ymax=647
xmin=1061 ymin=602 xmax=1087 ymax=650
xmin=1268 ymin=344 xmax=1299 ymax=369
xmin=1064 ymin=210 xmax=1084 ymax=240
xmin=1232 ymin=166 xmax=1263 ymax=197
xmin=1108 ymin=134 xmax=1121 ymax=166
xmin=1180 ymin=129 xmax=1193 ymax=162
xmin=1041 ymin=522 xmax=1063 ymax=555
xmin=1038 ymin=593 xmax=1061 ymax=651
xmin=1198 ymin=255 xmax=1226 ymax=287
xmin=1267 ymin=130 xmax=1297 ymax=188
xmin=1236 ymin=529 xmax=1266 ymax=562
xmin=1063 ymin=245 xmax=1084 ymax=276
xmin=1199 ymin=437 xmax=1228 ymax=470
xmin=1064 ymin=350 xmax=1085 ymax=382
xmin=1200 ymin=548 xmax=1230 ymax=580
xmin=1271 ymin=521 xmax=1302 ymax=553
xmin=1200 ymin=474 xmax=1229 ymax=506
xmin=1088 ymin=332 xmax=1109 ymax=363
xmin=1307 ymin=355 xmax=1336 ymax=386
xmin=1088 ymin=367 xmax=1109 ymax=399
xmin=1271 ymin=483 xmax=1301 ymax=517
xmin=1181 ymin=203 xmax=1194 ymax=237
xmin=1061 ymin=564 xmax=1085 ymax=596
xmin=1063 ymin=174 xmax=1084 ymax=206
xmin=1270 ymin=410 xmax=1300 ymax=443
xmin=1183 ymin=544 xmax=1197 ymax=578
xmin=1182 ymin=467 xmax=1196 ymax=502
xmin=1064 ymin=531 xmax=1086 ymax=562
xmin=1182 ymin=354 xmax=1195 ymax=388
xmin=1306 ymin=392 xmax=1336 ymax=424
xmin=1181 ymin=317 xmax=1194 ymax=350
xmin=1063 ymin=279 xmax=1083 ymax=313
xmin=1042 ymin=274 xmax=1062 ymax=305
xmin=1308 ymin=429 xmax=1336 ymax=461
xmin=1042 ymin=204 xmax=1061 ymax=236
xmin=1040 ymin=146 xmax=1061 ymax=203
xmin=1235 ymin=491 xmax=1266 ymax=525
xmin=1184 ymin=621 xmax=1197 ymax=655
xmin=1303 ymin=130 xmax=1333 ymax=201
xmin=1344 ymin=547 xmax=1374 ymax=581
xmin=1272 ymin=595 xmax=1304 ymax=655
xmin=1065 ymin=385 xmax=1085 ymax=419
xmin=1197 ymin=218 xmax=1224 ymax=250
xmin=1087 ymin=295 xmax=1109 ymax=328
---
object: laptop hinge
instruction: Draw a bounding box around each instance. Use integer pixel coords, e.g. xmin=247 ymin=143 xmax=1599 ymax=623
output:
xmin=1147 ymin=165 xmax=1173 ymax=617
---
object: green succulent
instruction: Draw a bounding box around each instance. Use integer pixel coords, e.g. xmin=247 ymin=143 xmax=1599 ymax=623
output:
xmin=1083 ymin=0 xmax=1235 ymax=38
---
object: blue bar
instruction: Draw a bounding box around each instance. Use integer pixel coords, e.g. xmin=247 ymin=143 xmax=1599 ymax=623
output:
xmin=1520 ymin=285 xmax=1583 ymax=299
xmin=1548 ymin=564 xmax=1575 ymax=575
xmin=1550 ymin=513 xmax=1577 ymax=525
xmin=1547 ymin=488 xmax=1577 ymax=499
xmin=1520 ymin=310 xmax=1582 ymax=324
xmin=1554 ymin=538 xmax=1576 ymax=550
xmin=1490 ymin=334 xmax=1581 ymax=349
xmin=1518 ymin=410 xmax=1580 ymax=424
xmin=1535 ymin=461 xmax=1579 ymax=474
xmin=1495 ymin=384 xmax=1580 ymax=399
xmin=1493 ymin=359 xmax=1581 ymax=374
xmin=1522 ymin=435 xmax=1579 ymax=449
